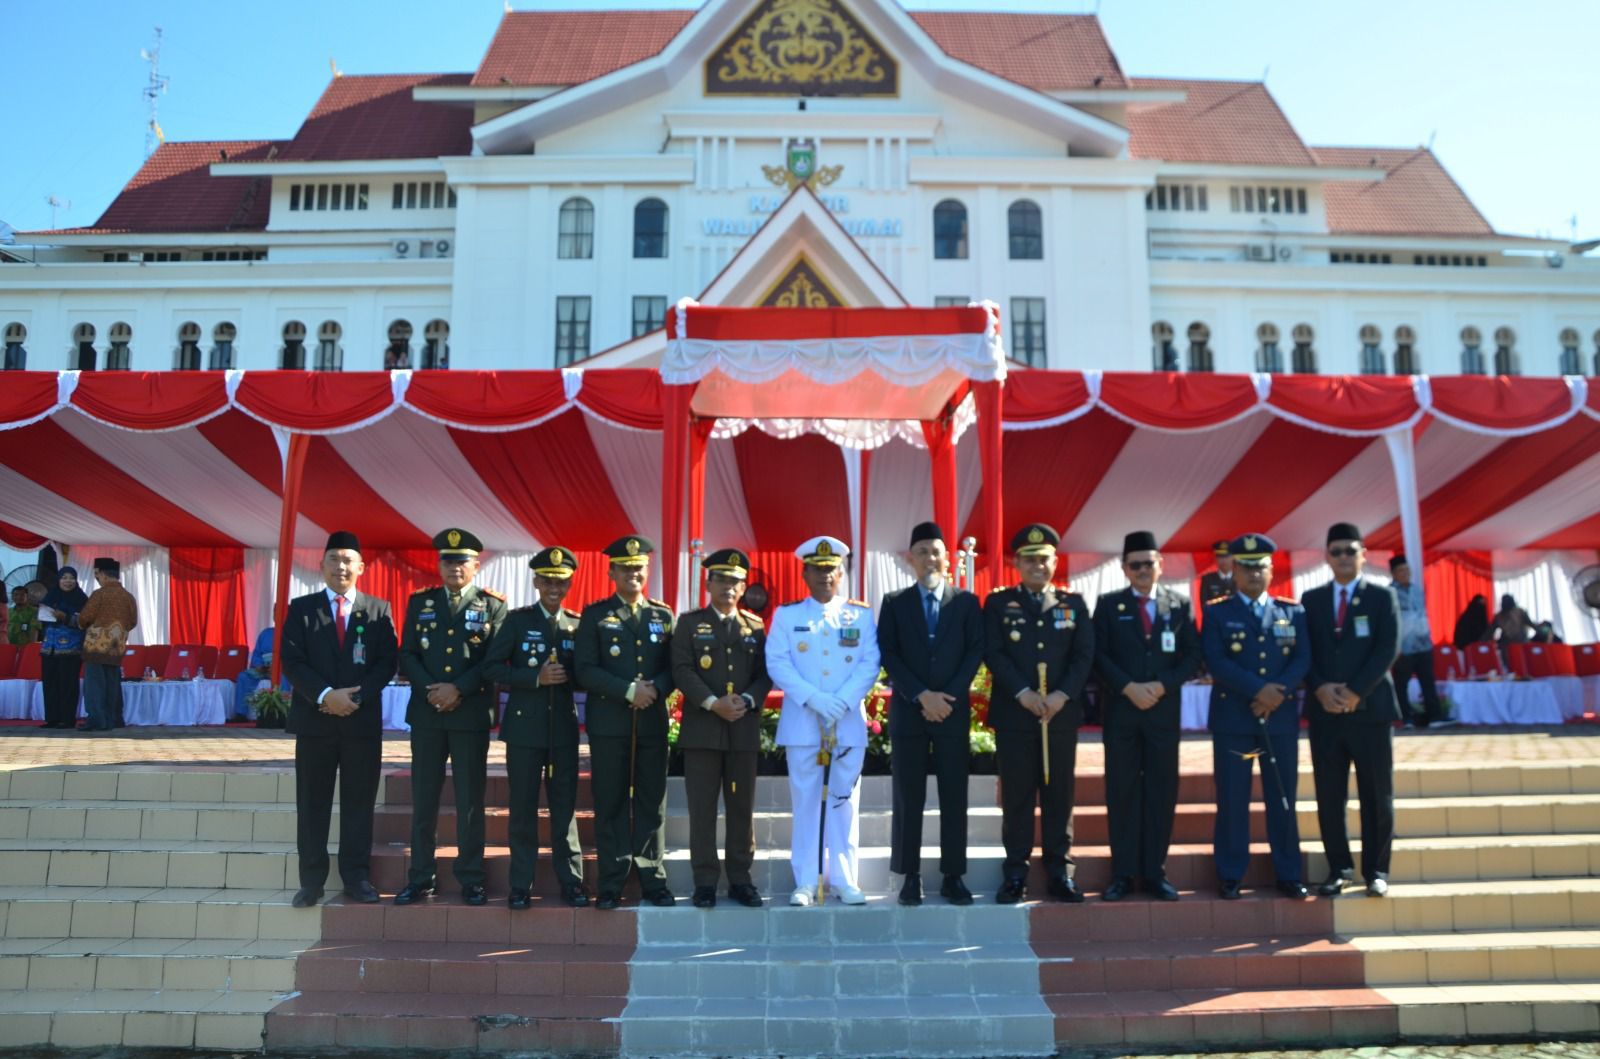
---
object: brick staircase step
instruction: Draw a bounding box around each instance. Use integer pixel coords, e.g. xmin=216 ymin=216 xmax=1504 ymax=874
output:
xmin=0 ymin=989 xmax=278 ymax=1048
xmin=1036 ymin=934 xmax=1365 ymax=992
xmin=2 ymin=769 xmax=298 ymax=805
xmin=265 ymin=989 xmax=624 ymax=1053
xmin=1332 ymin=877 xmax=1600 ymax=934
xmin=1349 ymin=928 xmax=1600 ymax=984
xmin=1047 ymin=985 xmax=1397 ymax=1047
xmin=296 ymin=939 xmax=632 ymax=996
xmin=3 ymin=936 xmax=301 ymax=991
xmin=318 ymin=900 xmax=638 ymax=947
xmin=1375 ymin=981 xmax=1600 ymax=1037
xmin=0 ymin=800 xmax=305 ymax=843
xmin=0 ymin=886 xmax=320 ymax=941
xmin=1030 ymin=889 xmax=1333 ymax=942
xmin=0 ymin=841 xmax=300 ymax=891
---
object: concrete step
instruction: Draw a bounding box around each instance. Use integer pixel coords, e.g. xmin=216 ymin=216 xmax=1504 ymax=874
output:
xmin=1028 ymin=888 xmax=1333 ymax=944
xmin=1349 ymin=928 xmax=1600 ymax=984
xmin=0 ymin=840 xmax=301 ymax=891
xmin=1374 ymin=981 xmax=1600 ymax=1037
xmin=633 ymin=899 xmax=1028 ymax=948
xmin=1037 ymin=934 xmax=1364 ymax=993
xmin=0 ymin=990 xmax=277 ymax=1049
xmin=1045 ymin=984 xmax=1398 ymax=1048
xmin=264 ymin=990 xmax=624 ymax=1053
xmin=0 ymin=768 xmax=299 ymax=805
xmin=317 ymin=899 xmax=637 ymax=948
xmin=0 ymin=800 xmax=308 ymax=844
xmin=295 ymin=939 xmax=632 ymax=996
xmin=1331 ymin=877 xmax=1600 ymax=935
xmin=0 ymin=937 xmax=302 ymax=992
xmin=0 ymin=886 xmax=321 ymax=942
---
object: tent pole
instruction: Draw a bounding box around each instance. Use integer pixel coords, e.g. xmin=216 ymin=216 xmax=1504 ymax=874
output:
xmin=661 ymin=384 xmax=694 ymax=610
xmin=270 ymin=432 xmax=310 ymax=689
xmin=973 ymin=379 xmax=1004 ymax=583
xmin=687 ymin=416 xmax=712 ymax=608
xmin=1383 ymin=427 xmax=1425 ymax=571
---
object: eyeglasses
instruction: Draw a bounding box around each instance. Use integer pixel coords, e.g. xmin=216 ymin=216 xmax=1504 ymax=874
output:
xmin=1328 ymin=546 xmax=1361 ymax=558
xmin=1125 ymin=560 xmax=1157 ymax=571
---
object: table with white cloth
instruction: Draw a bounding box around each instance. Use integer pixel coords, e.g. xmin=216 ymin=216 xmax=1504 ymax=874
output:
xmin=1181 ymin=682 xmax=1211 ymax=731
xmin=0 ymin=680 xmax=69 ymax=721
xmin=1540 ymin=675 xmax=1588 ymax=721
xmin=382 ymin=684 xmax=411 ymax=732
xmin=1439 ymin=679 xmax=1564 ymax=726
xmin=115 ymin=678 xmax=233 ymax=726
xmin=1583 ymin=675 xmax=1600 ymax=717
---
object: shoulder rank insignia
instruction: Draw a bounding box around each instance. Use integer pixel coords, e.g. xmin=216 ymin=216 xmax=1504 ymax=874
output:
xmin=1273 ymin=595 xmax=1297 ymax=605
xmin=847 ymin=598 xmax=868 ymax=608
xmin=739 ymin=608 xmax=764 ymax=624
xmin=411 ymin=586 xmax=436 ymax=597
xmin=1206 ymin=595 xmax=1231 ymax=606
xmin=479 ymin=587 xmax=506 ymax=601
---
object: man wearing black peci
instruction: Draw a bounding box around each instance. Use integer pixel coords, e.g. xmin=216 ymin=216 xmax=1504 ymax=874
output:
xmin=1302 ymin=523 xmax=1402 ymax=897
xmin=1092 ymin=531 xmax=1202 ymax=901
xmin=280 ymin=531 xmax=398 ymax=908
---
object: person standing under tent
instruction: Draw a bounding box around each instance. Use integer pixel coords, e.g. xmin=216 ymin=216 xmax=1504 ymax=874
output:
xmin=38 ymin=567 xmax=88 ymax=730
xmin=78 ymin=557 xmax=137 ymax=732
xmin=1388 ymin=555 xmax=1452 ymax=729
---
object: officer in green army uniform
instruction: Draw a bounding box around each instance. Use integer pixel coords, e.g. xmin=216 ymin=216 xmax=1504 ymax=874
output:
xmin=483 ymin=546 xmax=589 ymax=909
xmin=575 ymin=534 xmax=677 ymax=910
xmin=669 ymin=547 xmax=772 ymax=909
xmin=394 ymin=529 xmax=508 ymax=907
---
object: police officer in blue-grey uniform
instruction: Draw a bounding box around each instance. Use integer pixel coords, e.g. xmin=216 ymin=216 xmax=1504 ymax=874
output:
xmin=1200 ymin=533 xmax=1311 ymax=900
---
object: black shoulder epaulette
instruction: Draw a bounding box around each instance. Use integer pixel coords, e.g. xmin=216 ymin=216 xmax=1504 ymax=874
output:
xmin=738 ymin=608 xmax=765 ymax=624
xmin=1273 ymin=595 xmax=1297 ymax=606
xmin=649 ymin=597 xmax=672 ymax=610
xmin=410 ymin=586 xmax=437 ymax=597
xmin=561 ymin=607 xmax=580 ymax=619
xmin=479 ymin=587 xmax=506 ymax=601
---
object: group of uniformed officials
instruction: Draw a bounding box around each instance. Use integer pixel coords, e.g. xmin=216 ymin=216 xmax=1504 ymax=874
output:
xmin=280 ymin=517 xmax=1401 ymax=910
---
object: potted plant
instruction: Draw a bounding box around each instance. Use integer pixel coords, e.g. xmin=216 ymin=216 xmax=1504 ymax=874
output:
xmin=968 ymin=665 xmax=997 ymax=775
xmin=666 ymin=690 xmax=685 ymax=776
xmin=863 ymin=686 xmax=892 ymax=774
xmin=757 ymin=704 xmax=786 ymax=775
xmin=248 ymin=687 xmax=290 ymax=729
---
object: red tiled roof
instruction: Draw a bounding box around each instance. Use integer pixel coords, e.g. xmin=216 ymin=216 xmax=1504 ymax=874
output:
xmin=1127 ymin=78 xmax=1315 ymax=167
xmin=472 ymin=10 xmax=694 ymax=86
xmin=908 ymin=12 xmax=1127 ymax=91
xmin=1311 ymin=146 xmax=1495 ymax=238
xmin=278 ymin=73 xmax=474 ymax=161
xmin=31 ymin=140 xmax=284 ymax=236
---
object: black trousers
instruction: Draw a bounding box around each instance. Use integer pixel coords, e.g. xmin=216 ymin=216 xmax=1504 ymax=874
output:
xmin=683 ymin=748 xmax=758 ymax=888
xmin=407 ymin=727 xmax=490 ymax=889
xmin=1103 ymin=712 xmax=1180 ymax=883
xmin=41 ymin=652 xmax=81 ymax=728
xmin=589 ymin=735 xmax=668 ymax=896
xmin=1309 ymin=719 xmax=1394 ymax=880
xmin=505 ymin=742 xmax=583 ymax=892
xmin=295 ymin=734 xmax=381 ymax=890
xmin=889 ymin=734 xmax=969 ymax=878
xmin=1391 ymin=650 xmax=1443 ymax=726
xmin=995 ymin=723 xmax=1078 ymax=881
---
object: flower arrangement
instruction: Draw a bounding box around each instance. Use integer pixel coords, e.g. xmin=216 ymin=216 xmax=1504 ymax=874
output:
xmin=247 ymin=687 xmax=290 ymax=727
xmin=864 ymin=686 xmax=892 ymax=758
xmin=969 ymin=664 xmax=996 ymax=756
xmin=666 ymin=689 xmax=684 ymax=747
xmin=759 ymin=704 xmax=783 ymax=754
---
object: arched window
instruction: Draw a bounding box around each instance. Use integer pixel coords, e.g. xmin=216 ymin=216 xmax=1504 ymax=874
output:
xmin=1459 ymin=326 xmax=1485 ymax=375
xmin=1186 ymin=322 xmax=1214 ymax=372
xmin=1393 ymin=326 xmax=1418 ymax=375
xmin=281 ymin=321 xmax=307 ymax=369
xmin=422 ymin=319 xmax=449 ymax=370
xmin=1358 ymin=324 xmax=1385 ymax=375
xmin=315 ymin=321 xmax=343 ymax=372
xmin=633 ymin=198 xmax=668 ymax=258
xmin=933 ymin=199 xmax=968 ymax=260
xmin=1493 ymin=326 xmax=1519 ymax=376
xmin=1256 ymin=322 xmax=1283 ymax=373
xmin=558 ymin=197 xmax=594 ymax=260
xmin=106 ymin=322 xmax=132 ymax=370
xmin=385 ymin=320 xmax=413 ymax=370
xmin=174 ymin=321 xmax=202 ymax=370
xmin=3 ymin=322 xmax=27 ymax=370
xmin=1007 ymin=200 xmax=1042 ymax=260
xmin=1151 ymin=321 xmax=1178 ymax=371
xmin=1291 ymin=323 xmax=1317 ymax=374
xmin=1559 ymin=328 xmax=1582 ymax=376
xmin=72 ymin=323 xmax=97 ymax=371
xmin=209 ymin=322 xmax=236 ymax=370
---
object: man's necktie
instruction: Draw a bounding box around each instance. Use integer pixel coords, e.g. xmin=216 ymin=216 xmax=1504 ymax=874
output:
xmin=924 ymin=590 xmax=938 ymax=640
xmin=334 ymin=594 xmax=347 ymax=649
xmin=449 ymin=589 xmax=463 ymax=614
xmin=1337 ymin=586 xmax=1350 ymax=635
xmin=1252 ymin=599 xmax=1265 ymax=624
xmin=1136 ymin=594 xmax=1153 ymax=637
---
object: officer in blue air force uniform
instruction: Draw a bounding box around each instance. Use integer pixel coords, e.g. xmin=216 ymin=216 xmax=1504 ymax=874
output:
xmin=1201 ymin=533 xmax=1311 ymax=900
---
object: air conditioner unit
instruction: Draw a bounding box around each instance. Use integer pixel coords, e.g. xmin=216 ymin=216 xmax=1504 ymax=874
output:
xmin=434 ymin=239 xmax=451 ymax=258
xmin=1277 ymin=245 xmax=1294 ymax=262
xmin=1246 ymin=244 xmax=1272 ymax=261
xmin=393 ymin=239 xmax=411 ymax=257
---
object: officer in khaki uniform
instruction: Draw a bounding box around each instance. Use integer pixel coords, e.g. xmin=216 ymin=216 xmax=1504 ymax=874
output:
xmin=1198 ymin=540 xmax=1235 ymax=610
xmin=575 ymin=534 xmax=677 ymax=909
xmin=669 ymin=548 xmax=772 ymax=909
xmin=395 ymin=528 xmax=507 ymax=907
xmin=483 ymin=546 xmax=588 ymax=909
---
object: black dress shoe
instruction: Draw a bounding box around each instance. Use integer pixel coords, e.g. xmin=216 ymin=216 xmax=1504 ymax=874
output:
xmin=343 ymin=881 xmax=381 ymax=904
xmin=508 ymin=888 xmax=531 ymax=910
xmin=692 ymin=886 xmax=717 ymax=908
xmin=292 ymin=887 xmax=324 ymax=909
xmin=728 ymin=883 xmax=763 ymax=908
xmin=1047 ymin=876 xmax=1085 ymax=903
xmin=1218 ymin=878 xmax=1242 ymax=900
xmin=1276 ymin=879 xmax=1309 ymax=899
xmin=1101 ymin=877 xmax=1134 ymax=902
xmin=595 ymin=892 xmax=620 ymax=911
xmin=940 ymin=875 xmax=973 ymax=905
xmin=393 ymin=882 xmax=435 ymax=906
xmin=563 ymin=885 xmax=590 ymax=908
xmin=1143 ymin=878 xmax=1181 ymax=902
xmin=462 ymin=884 xmax=488 ymax=906
xmin=1317 ymin=869 xmax=1355 ymax=897
xmin=644 ymin=888 xmax=675 ymax=908
xmin=898 ymin=873 xmax=923 ymax=906
xmin=996 ymin=877 xmax=1026 ymax=905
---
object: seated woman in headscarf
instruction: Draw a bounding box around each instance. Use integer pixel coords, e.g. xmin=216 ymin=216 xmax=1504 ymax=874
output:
xmin=1452 ymin=594 xmax=1490 ymax=649
xmin=38 ymin=568 xmax=89 ymax=729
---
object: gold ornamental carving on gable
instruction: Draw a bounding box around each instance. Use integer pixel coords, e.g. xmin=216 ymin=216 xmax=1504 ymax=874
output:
xmin=706 ymin=0 xmax=898 ymax=97
xmin=759 ymin=257 xmax=845 ymax=308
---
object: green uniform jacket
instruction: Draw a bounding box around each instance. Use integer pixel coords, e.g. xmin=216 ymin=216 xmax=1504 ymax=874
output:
xmin=483 ymin=605 xmax=582 ymax=748
xmin=399 ymin=584 xmax=508 ymax=731
xmin=669 ymin=605 xmax=772 ymax=753
xmin=575 ymin=595 xmax=675 ymax=744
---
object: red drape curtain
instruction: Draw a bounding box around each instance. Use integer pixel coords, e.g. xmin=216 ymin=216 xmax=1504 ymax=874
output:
xmin=740 ymin=549 xmax=816 ymax=620
xmin=168 ymin=547 xmax=247 ymax=647
xmin=921 ymin=415 xmax=958 ymax=546
xmin=358 ymin=549 xmax=445 ymax=617
xmin=733 ymin=431 xmax=851 ymax=551
xmin=660 ymin=384 xmax=696 ymax=607
xmin=1423 ymin=550 xmax=1493 ymax=646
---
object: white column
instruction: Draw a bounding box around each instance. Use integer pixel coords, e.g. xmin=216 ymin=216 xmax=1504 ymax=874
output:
xmin=694 ymin=137 xmax=704 ymax=192
xmin=728 ymin=137 xmax=737 ymax=189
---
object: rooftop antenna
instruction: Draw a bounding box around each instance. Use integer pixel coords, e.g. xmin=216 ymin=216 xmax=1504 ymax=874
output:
xmin=140 ymin=27 xmax=169 ymax=158
xmin=44 ymin=195 xmax=70 ymax=228
xmin=1426 ymin=129 xmax=1437 ymax=152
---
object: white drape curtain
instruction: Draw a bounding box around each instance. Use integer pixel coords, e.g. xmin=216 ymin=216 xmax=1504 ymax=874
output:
xmin=76 ymin=544 xmax=168 ymax=645
xmin=586 ymin=416 xmax=665 ymax=600
xmin=1492 ymin=550 xmax=1600 ymax=643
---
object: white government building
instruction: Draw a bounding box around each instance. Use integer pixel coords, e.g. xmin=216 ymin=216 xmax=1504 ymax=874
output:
xmin=2 ymin=0 xmax=1598 ymax=378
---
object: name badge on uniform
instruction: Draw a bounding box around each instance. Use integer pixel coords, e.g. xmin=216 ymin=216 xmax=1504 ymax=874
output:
xmin=352 ymin=639 xmax=367 ymax=666
xmin=1161 ymin=630 xmax=1176 ymax=653
xmin=839 ymin=627 xmax=860 ymax=648
xmin=1354 ymin=615 xmax=1371 ymax=639
xmin=418 ymin=610 xmax=436 ymax=623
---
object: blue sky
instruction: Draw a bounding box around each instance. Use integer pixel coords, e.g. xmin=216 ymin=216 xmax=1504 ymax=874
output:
xmin=2 ymin=0 xmax=1596 ymax=242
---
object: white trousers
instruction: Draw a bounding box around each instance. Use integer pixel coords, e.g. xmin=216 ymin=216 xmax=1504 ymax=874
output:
xmin=786 ymin=742 xmax=865 ymax=891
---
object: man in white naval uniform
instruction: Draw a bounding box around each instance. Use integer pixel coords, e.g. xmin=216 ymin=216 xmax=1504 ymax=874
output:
xmin=765 ymin=535 xmax=881 ymax=906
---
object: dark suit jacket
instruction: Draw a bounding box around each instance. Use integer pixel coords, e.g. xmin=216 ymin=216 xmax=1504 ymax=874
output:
xmin=879 ymin=583 xmax=984 ymax=741
xmin=1092 ymin=586 xmax=1202 ymax=728
xmin=982 ymin=585 xmax=1095 ymax=732
xmin=1302 ymin=579 xmax=1402 ymax=725
xmin=575 ymin=595 xmax=676 ymax=744
xmin=281 ymin=588 xmax=398 ymax=739
xmin=399 ymin=584 xmax=508 ymax=731
xmin=670 ymin=605 xmax=772 ymax=753
xmin=483 ymin=604 xmax=581 ymax=748
xmin=1200 ymin=594 xmax=1309 ymax=737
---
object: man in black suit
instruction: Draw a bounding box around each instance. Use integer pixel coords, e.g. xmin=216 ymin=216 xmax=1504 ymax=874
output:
xmin=1302 ymin=522 xmax=1401 ymax=898
xmin=1092 ymin=531 xmax=1202 ymax=902
xmin=984 ymin=523 xmax=1096 ymax=904
xmin=879 ymin=522 xmax=985 ymax=906
xmin=280 ymin=531 xmax=398 ymax=908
